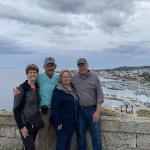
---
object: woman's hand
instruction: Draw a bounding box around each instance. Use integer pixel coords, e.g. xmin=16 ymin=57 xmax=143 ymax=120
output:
xmin=20 ymin=126 xmax=28 ymax=138
xmin=57 ymin=124 xmax=63 ymax=131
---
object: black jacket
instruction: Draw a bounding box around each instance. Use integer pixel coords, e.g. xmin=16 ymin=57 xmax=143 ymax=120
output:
xmin=13 ymin=80 xmax=40 ymax=129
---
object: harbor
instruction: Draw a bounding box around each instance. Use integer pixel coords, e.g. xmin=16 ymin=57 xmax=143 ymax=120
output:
xmin=101 ymin=75 xmax=150 ymax=116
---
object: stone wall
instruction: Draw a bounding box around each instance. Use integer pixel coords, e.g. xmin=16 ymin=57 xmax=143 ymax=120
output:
xmin=0 ymin=112 xmax=150 ymax=150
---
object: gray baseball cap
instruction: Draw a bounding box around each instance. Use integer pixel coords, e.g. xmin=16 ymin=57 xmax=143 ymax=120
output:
xmin=77 ymin=58 xmax=87 ymax=65
xmin=44 ymin=57 xmax=55 ymax=65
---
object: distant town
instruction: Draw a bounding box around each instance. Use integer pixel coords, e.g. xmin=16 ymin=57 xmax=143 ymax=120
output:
xmin=93 ymin=66 xmax=150 ymax=83
xmin=91 ymin=66 xmax=150 ymax=116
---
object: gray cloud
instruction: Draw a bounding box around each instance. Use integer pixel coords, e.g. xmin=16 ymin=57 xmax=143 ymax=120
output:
xmin=35 ymin=0 xmax=140 ymax=32
xmin=34 ymin=0 xmax=85 ymax=13
xmin=0 ymin=0 xmax=150 ymax=59
xmin=0 ymin=38 xmax=35 ymax=55
xmin=0 ymin=0 xmax=147 ymax=33
xmin=103 ymin=41 xmax=150 ymax=56
xmin=0 ymin=2 xmax=70 ymax=28
xmin=35 ymin=0 xmax=134 ymax=14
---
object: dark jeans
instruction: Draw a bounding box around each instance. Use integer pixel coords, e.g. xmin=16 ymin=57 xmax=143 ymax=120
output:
xmin=78 ymin=106 xmax=102 ymax=150
xmin=56 ymin=130 xmax=73 ymax=150
xmin=20 ymin=125 xmax=38 ymax=150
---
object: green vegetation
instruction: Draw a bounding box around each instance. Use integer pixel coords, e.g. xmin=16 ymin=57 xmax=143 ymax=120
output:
xmin=136 ymin=109 xmax=150 ymax=117
xmin=140 ymin=72 xmax=150 ymax=82
xmin=101 ymin=66 xmax=150 ymax=71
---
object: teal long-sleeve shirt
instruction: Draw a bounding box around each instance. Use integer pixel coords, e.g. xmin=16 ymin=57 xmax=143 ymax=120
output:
xmin=37 ymin=72 xmax=60 ymax=108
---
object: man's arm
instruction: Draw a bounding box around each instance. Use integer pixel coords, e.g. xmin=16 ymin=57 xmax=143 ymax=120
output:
xmin=13 ymin=86 xmax=21 ymax=96
xmin=93 ymin=76 xmax=104 ymax=122
xmin=96 ymin=76 xmax=104 ymax=105
xmin=96 ymin=103 xmax=102 ymax=112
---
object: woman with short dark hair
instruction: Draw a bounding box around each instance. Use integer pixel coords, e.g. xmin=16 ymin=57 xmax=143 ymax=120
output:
xmin=13 ymin=64 xmax=44 ymax=150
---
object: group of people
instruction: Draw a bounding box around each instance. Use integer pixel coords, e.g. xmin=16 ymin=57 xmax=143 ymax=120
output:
xmin=13 ymin=57 xmax=104 ymax=150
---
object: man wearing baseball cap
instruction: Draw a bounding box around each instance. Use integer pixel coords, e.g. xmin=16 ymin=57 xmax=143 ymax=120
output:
xmin=72 ymin=58 xmax=104 ymax=150
xmin=37 ymin=57 xmax=59 ymax=150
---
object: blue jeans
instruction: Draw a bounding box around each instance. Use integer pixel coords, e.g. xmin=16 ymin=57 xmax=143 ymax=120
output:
xmin=56 ymin=130 xmax=72 ymax=150
xmin=78 ymin=106 xmax=102 ymax=150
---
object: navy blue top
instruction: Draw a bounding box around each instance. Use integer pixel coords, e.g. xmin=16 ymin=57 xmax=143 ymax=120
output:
xmin=50 ymin=86 xmax=78 ymax=133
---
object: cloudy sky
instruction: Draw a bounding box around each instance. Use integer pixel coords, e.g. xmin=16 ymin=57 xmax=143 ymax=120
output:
xmin=0 ymin=0 xmax=150 ymax=69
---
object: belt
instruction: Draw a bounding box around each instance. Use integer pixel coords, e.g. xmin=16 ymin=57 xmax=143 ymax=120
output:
xmin=80 ymin=105 xmax=96 ymax=108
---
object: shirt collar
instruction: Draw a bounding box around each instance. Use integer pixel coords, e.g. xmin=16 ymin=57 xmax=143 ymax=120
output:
xmin=22 ymin=80 xmax=39 ymax=91
xmin=56 ymin=84 xmax=70 ymax=93
xmin=79 ymin=70 xmax=90 ymax=79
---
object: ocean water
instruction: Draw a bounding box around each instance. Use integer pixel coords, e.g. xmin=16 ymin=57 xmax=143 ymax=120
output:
xmin=0 ymin=69 xmax=26 ymax=111
xmin=0 ymin=69 xmax=149 ymax=111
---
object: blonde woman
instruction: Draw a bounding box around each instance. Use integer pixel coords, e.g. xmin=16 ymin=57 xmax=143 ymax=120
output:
xmin=50 ymin=70 xmax=79 ymax=150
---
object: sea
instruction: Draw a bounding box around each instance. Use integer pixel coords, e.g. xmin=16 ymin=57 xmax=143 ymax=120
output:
xmin=0 ymin=69 xmax=149 ymax=111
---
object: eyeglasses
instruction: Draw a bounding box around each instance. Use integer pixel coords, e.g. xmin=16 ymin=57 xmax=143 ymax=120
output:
xmin=46 ymin=63 xmax=55 ymax=67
